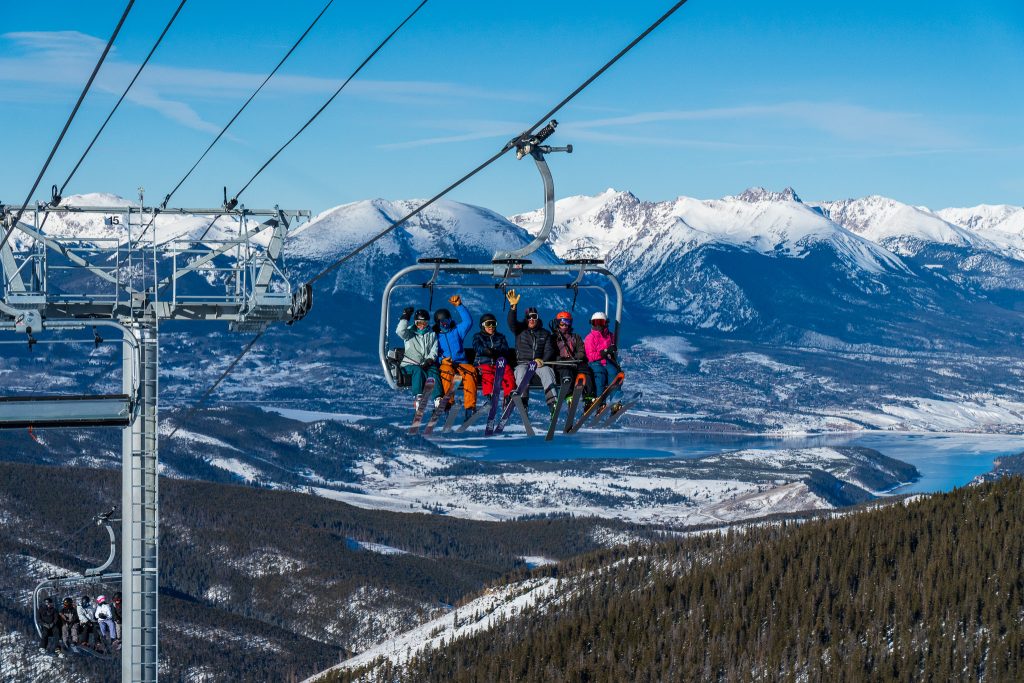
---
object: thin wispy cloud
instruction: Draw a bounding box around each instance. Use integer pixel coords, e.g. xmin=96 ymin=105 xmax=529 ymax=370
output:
xmin=567 ymin=102 xmax=967 ymax=149
xmin=0 ymin=31 xmax=524 ymax=132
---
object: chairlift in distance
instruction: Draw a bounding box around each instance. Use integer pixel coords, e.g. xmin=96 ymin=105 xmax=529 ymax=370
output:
xmin=33 ymin=509 xmax=121 ymax=659
xmin=380 ymin=121 xmax=624 ymax=391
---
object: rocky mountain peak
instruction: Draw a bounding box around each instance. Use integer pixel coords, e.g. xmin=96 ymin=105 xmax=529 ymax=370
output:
xmin=735 ymin=187 xmax=802 ymax=204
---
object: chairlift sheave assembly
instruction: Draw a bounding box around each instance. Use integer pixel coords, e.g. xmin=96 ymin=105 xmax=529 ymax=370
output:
xmin=380 ymin=122 xmax=632 ymax=436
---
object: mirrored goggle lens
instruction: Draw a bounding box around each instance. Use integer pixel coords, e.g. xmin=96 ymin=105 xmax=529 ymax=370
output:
xmin=526 ymin=314 xmax=539 ymax=320
xmin=558 ymin=320 xmax=571 ymax=326
xmin=483 ymin=321 xmax=496 ymax=327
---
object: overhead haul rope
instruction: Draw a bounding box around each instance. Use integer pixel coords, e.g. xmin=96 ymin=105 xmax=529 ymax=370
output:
xmin=0 ymin=0 xmax=136 ymax=252
xmin=179 ymin=0 xmax=429 ymax=281
xmin=186 ymin=0 xmax=430 ymax=247
xmin=306 ymin=0 xmax=691 ymax=286
xmin=227 ymin=0 xmax=431 ymax=207
xmin=164 ymin=1 xmax=431 ymax=418
xmin=165 ymin=331 xmax=264 ymax=440
xmin=130 ymin=0 xmax=336 ymax=249
xmin=176 ymin=0 xmax=690 ymax=417
xmin=45 ymin=0 xmax=189 ymax=226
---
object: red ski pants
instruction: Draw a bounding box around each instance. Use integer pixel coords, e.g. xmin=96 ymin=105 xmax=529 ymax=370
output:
xmin=478 ymin=362 xmax=515 ymax=398
xmin=440 ymin=359 xmax=478 ymax=410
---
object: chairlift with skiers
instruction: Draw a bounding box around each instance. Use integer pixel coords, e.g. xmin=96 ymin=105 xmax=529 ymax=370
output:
xmin=33 ymin=509 xmax=122 ymax=659
xmin=379 ymin=122 xmax=638 ymax=437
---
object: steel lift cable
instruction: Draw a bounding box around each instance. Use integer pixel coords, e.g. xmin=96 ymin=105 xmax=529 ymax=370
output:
xmin=174 ymin=0 xmax=691 ymax=421
xmin=129 ymin=0 xmax=336 ymax=249
xmin=164 ymin=330 xmax=264 ymax=440
xmin=188 ymin=0 xmax=429 ymax=249
xmin=0 ymin=0 xmax=136 ymax=253
xmin=306 ymin=0 xmax=692 ymax=287
xmin=227 ymin=0 xmax=431 ymax=208
xmin=55 ymin=0 xmax=189 ymax=207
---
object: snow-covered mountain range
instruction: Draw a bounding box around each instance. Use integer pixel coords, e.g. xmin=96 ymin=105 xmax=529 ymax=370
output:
xmin=510 ymin=187 xmax=1024 ymax=346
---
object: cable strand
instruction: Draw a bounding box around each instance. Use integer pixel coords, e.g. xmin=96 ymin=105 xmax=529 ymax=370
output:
xmin=305 ymin=0 xmax=690 ymax=288
xmin=130 ymin=0 xmax=334 ymax=249
xmin=231 ymin=0 xmax=429 ymax=202
xmin=165 ymin=331 xmax=264 ymax=440
xmin=0 ymin=0 xmax=135 ymax=252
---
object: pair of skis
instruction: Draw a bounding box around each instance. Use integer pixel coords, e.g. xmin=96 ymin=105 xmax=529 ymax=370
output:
xmin=410 ymin=358 xmax=639 ymax=436
xmin=408 ymin=374 xmax=463 ymax=435
xmin=458 ymin=358 xmax=537 ymax=436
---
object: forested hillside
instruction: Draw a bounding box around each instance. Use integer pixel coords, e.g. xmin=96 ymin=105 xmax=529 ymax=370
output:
xmin=0 ymin=462 xmax=644 ymax=681
xmin=334 ymin=478 xmax=1024 ymax=682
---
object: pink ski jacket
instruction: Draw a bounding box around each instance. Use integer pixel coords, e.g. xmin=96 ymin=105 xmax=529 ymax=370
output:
xmin=585 ymin=328 xmax=614 ymax=365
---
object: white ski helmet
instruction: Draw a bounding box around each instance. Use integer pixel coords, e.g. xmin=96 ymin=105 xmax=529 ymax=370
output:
xmin=590 ymin=311 xmax=607 ymax=322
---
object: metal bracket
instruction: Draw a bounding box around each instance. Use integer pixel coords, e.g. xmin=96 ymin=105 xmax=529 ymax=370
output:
xmin=493 ymin=120 xmax=572 ymax=262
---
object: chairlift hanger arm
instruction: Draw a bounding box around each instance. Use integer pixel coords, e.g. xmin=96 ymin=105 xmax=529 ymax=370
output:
xmin=494 ymin=121 xmax=572 ymax=262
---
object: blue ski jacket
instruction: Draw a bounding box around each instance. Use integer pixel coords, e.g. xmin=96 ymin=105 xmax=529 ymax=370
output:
xmin=437 ymin=304 xmax=473 ymax=363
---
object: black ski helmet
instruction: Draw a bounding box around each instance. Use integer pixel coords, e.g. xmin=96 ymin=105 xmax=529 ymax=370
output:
xmin=413 ymin=309 xmax=430 ymax=322
xmin=434 ymin=308 xmax=452 ymax=324
xmin=480 ymin=312 xmax=497 ymax=329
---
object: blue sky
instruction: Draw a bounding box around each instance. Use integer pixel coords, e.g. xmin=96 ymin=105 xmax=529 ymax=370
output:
xmin=0 ymin=0 xmax=1021 ymax=216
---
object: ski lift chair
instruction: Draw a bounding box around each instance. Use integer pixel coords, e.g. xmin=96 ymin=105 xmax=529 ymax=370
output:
xmin=34 ymin=510 xmax=121 ymax=659
xmin=379 ymin=121 xmax=624 ymax=392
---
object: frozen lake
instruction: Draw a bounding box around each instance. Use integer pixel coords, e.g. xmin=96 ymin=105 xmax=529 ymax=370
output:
xmin=260 ymin=405 xmax=1024 ymax=495
xmin=442 ymin=431 xmax=1024 ymax=494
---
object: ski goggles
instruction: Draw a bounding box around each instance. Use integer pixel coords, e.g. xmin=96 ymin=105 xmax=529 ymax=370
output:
xmin=526 ymin=313 xmax=539 ymax=320
xmin=414 ymin=320 xmax=429 ymax=327
xmin=558 ymin=320 xmax=572 ymax=327
xmin=591 ymin=319 xmax=607 ymax=327
xmin=482 ymin=321 xmax=497 ymax=328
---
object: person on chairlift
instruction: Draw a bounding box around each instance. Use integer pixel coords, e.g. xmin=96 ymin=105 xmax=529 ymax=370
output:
xmin=59 ymin=596 xmax=79 ymax=651
xmin=505 ymin=290 xmax=559 ymax=409
xmin=396 ymin=308 xmax=443 ymax=408
xmin=37 ymin=596 xmax=58 ymax=654
xmin=550 ymin=310 xmax=593 ymax=400
xmin=76 ymin=595 xmax=98 ymax=649
xmin=585 ymin=310 xmax=621 ymax=404
xmin=434 ymin=294 xmax=478 ymax=419
xmin=95 ymin=595 xmax=116 ymax=650
xmin=473 ymin=312 xmax=515 ymax=401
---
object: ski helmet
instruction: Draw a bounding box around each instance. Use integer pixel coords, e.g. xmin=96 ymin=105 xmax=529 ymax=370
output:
xmin=590 ymin=311 xmax=607 ymax=322
xmin=96 ymin=595 xmax=106 ymax=605
xmin=434 ymin=308 xmax=452 ymax=324
xmin=480 ymin=312 xmax=497 ymax=329
xmin=413 ymin=309 xmax=430 ymax=322
xmin=555 ymin=311 xmax=573 ymax=324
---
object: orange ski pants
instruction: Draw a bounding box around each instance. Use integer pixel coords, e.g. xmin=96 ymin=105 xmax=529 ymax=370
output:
xmin=440 ymin=359 xmax=478 ymax=410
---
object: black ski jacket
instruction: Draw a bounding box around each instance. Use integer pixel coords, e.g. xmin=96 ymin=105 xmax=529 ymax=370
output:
xmin=37 ymin=603 xmax=57 ymax=629
xmin=507 ymin=308 xmax=556 ymax=364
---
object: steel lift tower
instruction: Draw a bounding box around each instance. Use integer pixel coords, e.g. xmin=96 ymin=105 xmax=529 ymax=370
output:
xmin=0 ymin=199 xmax=312 ymax=681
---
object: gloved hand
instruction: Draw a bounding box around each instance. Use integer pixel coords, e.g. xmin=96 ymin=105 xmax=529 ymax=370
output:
xmin=421 ymin=358 xmax=435 ymax=369
xmin=535 ymin=358 xmax=544 ymax=368
xmin=487 ymin=348 xmax=499 ymax=358
xmin=600 ymin=349 xmax=610 ymax=359
xmin=448 ymin=294 xmax=462 ymax=307
xmin=506 ymin=289 xmax=520 ymax=307
xmin=401 ymin=306 xmax=414 ymax=320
